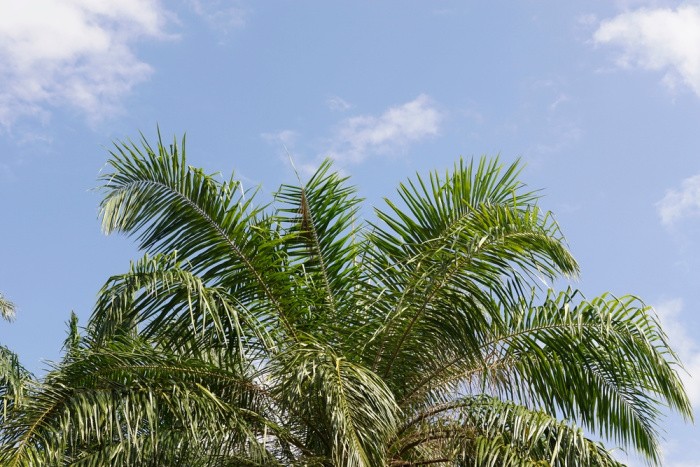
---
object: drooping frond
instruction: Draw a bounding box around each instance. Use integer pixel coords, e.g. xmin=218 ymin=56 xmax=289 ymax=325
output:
xmin=89 ymin=252 xmax=274 ymax=359
xmin=395 ymin=290 xmax=691 ymax=464
xmin=364 ymin=158 xmax=578 ymax=394
xmin=0 ymin=293 xmax=32 ymax=428
xmin=488 ymin=290 xmax=692 ymax=462
xmin=0 ymin=337 xmax=279 ymax=467
xmin=391 ymin=396 xmax=625 ymax=466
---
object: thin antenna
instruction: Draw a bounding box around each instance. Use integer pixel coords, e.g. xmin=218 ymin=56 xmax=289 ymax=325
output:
xmin=283 ymin=143 xmax=302 ymax=185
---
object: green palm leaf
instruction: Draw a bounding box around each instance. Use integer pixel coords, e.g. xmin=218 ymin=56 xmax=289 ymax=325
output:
xmin=392 ymin=396 xmax=625 ymax=466
xmin=0 ymin=293 xmax=15 ymax=321
xmin=0 ymin=345 xmax=32 ymax=426
xmin=99 ymin=134 xmax=297 ymax=338
xmin=0 ymin=337 xmax=280 ymax=466
xmin=272 ymin=339 xmax=399 ymax=467
xmin=89 ymin=252 xmax=275 ymax=359
xmin=364 ymin=159 xmax=577 ymax=390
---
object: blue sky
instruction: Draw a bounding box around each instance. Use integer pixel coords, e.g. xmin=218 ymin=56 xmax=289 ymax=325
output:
xmin=1 ymin=1 xmax=700 ymax=464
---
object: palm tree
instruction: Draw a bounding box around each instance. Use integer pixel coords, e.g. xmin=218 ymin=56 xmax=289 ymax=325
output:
xmin=0 ymin=135 xmax=691 ymax=466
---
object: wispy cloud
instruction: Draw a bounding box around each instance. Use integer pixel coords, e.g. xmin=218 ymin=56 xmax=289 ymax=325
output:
xmin=261 ymin=129 xmax=317 ymax=178
xmin=327 ymin=94 xmax=442 ymax=164
xmin=326 ymin=96 xmax=352 ymax=112
xmin=654 ymin=299 xmax=700 ymax=409
xmin=0 ymin=0 xmax=170 ymax=127
xmin=531 ymin=123 xmax=582 ymax=155
xmin=656 ymin=173 xmax=700 ymax=227
xmin=593 ymin=5 xmax=700 ymax=96
xmin=549 ymin=93 xmax=570 ymax=111
xmin=187 ymin=0 xmax=247 ymax=33
xmin=261 ymin=129 xmax=298 ymax=148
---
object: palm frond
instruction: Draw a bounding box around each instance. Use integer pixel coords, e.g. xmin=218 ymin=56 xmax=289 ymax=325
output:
xmin=0 ymin=293 xmax=15 ymax=321
xmin=274 ymin=159 xmax=363 ymax=337
xmin=392 ymin=396 xmax=625 ymax=466
xmin=365 ymin=158 xmax=578 ymax=391
xmin=0 ymin=337 xmax=276 ymax=466
xmin=62 ymin=311 xmax=82 ymax=358
xmin=491 ymin=290 xmax=691 ymax=461
xmin=0 ymin=345 xmax=33 ymax=426
xmin=405 ymin=289 xmax=692 ymax=463
xmin=99 ymin=134 xmax=297 ymax=337
xmin=88 ymin=252 xmax=274 ymax=359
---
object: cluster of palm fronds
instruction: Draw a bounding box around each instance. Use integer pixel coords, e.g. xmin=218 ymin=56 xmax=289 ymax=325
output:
xmin=0 ymin=135 xmax=692 ymax=466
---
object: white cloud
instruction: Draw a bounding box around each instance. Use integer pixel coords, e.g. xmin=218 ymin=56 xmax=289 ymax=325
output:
xmin=0 ymin=0 xmax=170 ymax=126
xmin=656 ymin=174 xmax=700 ymax=227
xmin=327 ymin=94 xmax=442 ymax=164
xmin=262 ymin=96 xmax=442 ymax=174
xmin=654 ymin=299 xmax=700 ymax=409
xmin=594 ymin=5 xmax=700 ymax=96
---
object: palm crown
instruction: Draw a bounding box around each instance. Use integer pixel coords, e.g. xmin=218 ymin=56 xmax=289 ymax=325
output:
xmin=0 ymin=135 xmax=691 ymax=466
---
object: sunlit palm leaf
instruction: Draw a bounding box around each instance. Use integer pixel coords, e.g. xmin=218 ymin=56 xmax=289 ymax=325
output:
xmin=0 ymin=337 xmax=279 ymax=466
xmin=99 ymin=133 xmax=297 ymax=338
xmin=392 ymin=396 xmax=625 ymax=466
xmin=272 ymin=340 xmax=399 ymax=467
xmin=275 ymin=159 xmax=363 ymax=338
xmin=493 ymin=290 xmax=691 ymax=461
xmin=0 ymin=345 xmax=32 ymax=427
xmin=365 ymin=159 xmax=578 ymax=393
xmin=89 ymin=252 xmax=275 ymax=359
xmin=0 ymin=293 xmax=15 ymax=321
